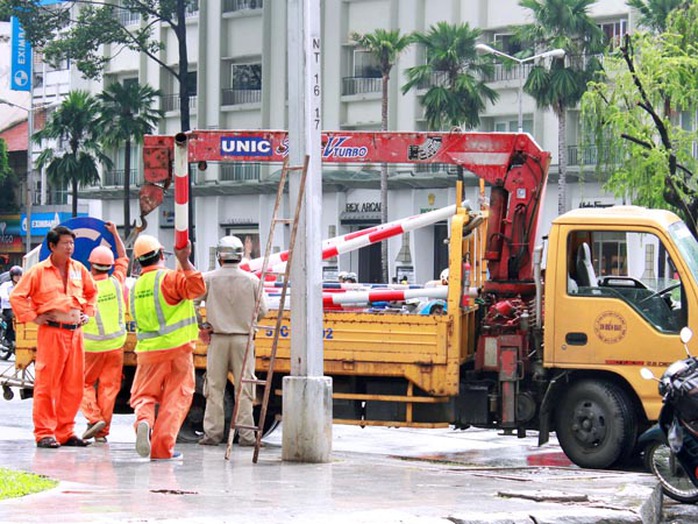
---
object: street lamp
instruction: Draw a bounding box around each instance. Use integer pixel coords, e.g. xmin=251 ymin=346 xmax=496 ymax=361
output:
xmin=475 ymin=44 xmax=565 ymax=133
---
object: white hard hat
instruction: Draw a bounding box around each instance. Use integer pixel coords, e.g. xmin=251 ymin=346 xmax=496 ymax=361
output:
xmin=216 ymin=235 xmax=244 ymax=262
xmin=440 ymin=268 xmax=449 ymax=283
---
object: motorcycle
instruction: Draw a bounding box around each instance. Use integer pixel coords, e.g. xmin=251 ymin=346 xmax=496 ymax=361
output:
xmin=0 ymin=316 xmax=13 ymax=361
xmin=639 ymin=327 xmax=698 ymax=503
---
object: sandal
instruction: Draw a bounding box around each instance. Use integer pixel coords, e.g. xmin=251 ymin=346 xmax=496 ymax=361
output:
xmin=62 ymin=436 xmax=90 ymax=447
xmin=36 ymin=437 xmax=60 ymax=449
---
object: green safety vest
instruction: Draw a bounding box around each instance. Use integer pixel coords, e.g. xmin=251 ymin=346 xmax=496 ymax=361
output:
xmin=83 ymin=276 xmax=127 ymax=353
xmin=130 ymin=269 xmax=198 ymax=353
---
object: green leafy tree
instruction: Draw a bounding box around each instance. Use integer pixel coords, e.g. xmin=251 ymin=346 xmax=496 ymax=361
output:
xmin=33 ymin=91 xmax=112 ymax=217
xmin=581 ymin=3 xmax=698 ymax=237
xmin=351 ymin=29 xmax=413 ymax=283
xmin=403 ymin=21 xmax=498 ymax=130
xmin=517 ymin=0 xmax=605 ymax=215
xmin=627 ymin=0 xmax=690 ymax=32
xmin=3 ymin=0 xmax=195 ymax=134
xmin=0 ymin=139 xmax=18 ymax=213
xmin=98 ymin=81 xmax=162 ymax=238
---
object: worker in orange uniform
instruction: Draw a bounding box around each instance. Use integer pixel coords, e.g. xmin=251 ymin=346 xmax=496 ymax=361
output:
xmin=10 ymin=225 xmax=98 ymax=448
xmin=80 ymin=221 xmax=129 ymax=443
xmin=129 ymin=235 xmax=205 ymax=460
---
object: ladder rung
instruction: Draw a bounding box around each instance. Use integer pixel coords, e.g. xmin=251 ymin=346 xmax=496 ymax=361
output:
xmin=254 ymin=323 xmax=276 ymax=330
xmin=234 ymin=424 xmax=261 ymax=431
xmin=273 ymin=218 xmax=293 ymax=225
xmin=241 ymin=378 xmax=268 ymax=385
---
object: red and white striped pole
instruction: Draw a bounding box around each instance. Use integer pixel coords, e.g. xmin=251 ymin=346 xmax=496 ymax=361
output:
xmin=173 ymin=133 xmax=189 ymax=249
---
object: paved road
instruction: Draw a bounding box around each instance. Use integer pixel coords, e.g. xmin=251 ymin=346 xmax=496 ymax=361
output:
xmin=0 ymin=375 xmax=695 ymax=523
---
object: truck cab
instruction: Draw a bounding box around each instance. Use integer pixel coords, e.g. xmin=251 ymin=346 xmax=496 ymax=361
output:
xmin=542 ymin=206 xmax=698 ymax=467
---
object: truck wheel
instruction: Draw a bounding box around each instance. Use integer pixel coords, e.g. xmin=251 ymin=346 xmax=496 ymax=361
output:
xmin=555 ymin=380 xmax=637 ymax=469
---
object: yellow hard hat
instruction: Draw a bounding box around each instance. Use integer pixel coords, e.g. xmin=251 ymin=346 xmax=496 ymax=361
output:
xmin=133 ymin=234 xmax=163 ymax=261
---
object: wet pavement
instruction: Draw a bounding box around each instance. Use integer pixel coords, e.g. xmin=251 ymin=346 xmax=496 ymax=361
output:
xmin=0 ymin=392 xmax=683 ymax=523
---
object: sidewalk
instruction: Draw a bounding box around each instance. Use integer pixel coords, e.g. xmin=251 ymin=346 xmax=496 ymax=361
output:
xmin=0 ymin=414 xmax=662 ymax=524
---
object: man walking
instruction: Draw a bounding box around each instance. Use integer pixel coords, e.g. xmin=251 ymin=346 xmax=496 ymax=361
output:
xmin=196 ymin=235 xmax=267 ymax=447
xmin=129 ymin=235 xmax=205 ymax=460
xmin=11 ymin=225 xmax=98 ymax=448
xmin=80 ymin=221 xmax=129 ymax=442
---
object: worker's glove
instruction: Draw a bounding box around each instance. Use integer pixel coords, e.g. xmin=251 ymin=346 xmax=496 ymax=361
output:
xmin=198 ymin=322 xmax=213 ymax=345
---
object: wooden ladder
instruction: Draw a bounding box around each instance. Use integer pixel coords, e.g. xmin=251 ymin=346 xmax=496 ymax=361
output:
xmin=225 ymin=156 xmax=309 ymax=463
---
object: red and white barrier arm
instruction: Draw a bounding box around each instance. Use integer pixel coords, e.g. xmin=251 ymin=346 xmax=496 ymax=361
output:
xmin=322 ymin=286 xmax=448 ymax=307
xmin=251 ymin=202 xmax=468 ymax=276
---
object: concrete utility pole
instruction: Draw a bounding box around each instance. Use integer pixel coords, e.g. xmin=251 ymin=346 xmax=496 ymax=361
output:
xmin=283 ymin=0 xmax=332 ymax=463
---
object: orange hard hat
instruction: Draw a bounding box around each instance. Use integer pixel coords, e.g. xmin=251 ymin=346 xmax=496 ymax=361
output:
xmin=88 ymin=245 xmax=115 ymax=268
xmin=133 ymin=234 xmax=163 ymax=261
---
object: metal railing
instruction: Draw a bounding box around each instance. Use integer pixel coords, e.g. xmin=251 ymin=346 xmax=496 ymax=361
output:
xmin=223 ymin=0 xmax=263 ymax=13
xmin=567 ymin=144 xmax=620 ymax=166
xmin=342 ymin=77 xmax=382 ymax=96
xmin=102 ymin=169 xmax=140 ymax=187
xmin=416 ymin=71 xmax=449 ymax=90
xmin=221 ymin=88 xmax=262 ymax=105
xmin=220 ymin=163 xmax=261 ymax=182
xmin=161 ymin=93 xmax=198 ymax=112
xmin=482 ymin=63 xmax=533 ymax=83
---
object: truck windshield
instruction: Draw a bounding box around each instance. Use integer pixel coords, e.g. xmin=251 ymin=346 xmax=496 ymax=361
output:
xmin=668 ymin=221 xmax=698 ymax=285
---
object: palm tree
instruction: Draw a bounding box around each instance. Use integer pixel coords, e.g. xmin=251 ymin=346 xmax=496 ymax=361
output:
xmin=33 ymin=90 xmax=111 ymax=217
xmin=403 ymin=21 xmax=498 ymax=130
xmin=98 ymin=81 xmax=162 ymax=238
xmin=351 ymin=29 xmax=413 ymax=283
xmin=517 ymin=0 xmax=605 ymax=215
xmin=627 ymin=0 xmax=690 ymax=32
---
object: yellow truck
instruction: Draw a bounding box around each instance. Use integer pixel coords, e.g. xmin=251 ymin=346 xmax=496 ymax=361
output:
xmin=6 ymin=130 xmax=698 ymax=470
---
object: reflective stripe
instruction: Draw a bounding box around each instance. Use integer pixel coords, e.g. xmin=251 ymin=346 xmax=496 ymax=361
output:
xmin=131 ymin=269 xmax=198 ymax=351
xmin=84 ymin=277 xmax=127 ymax=351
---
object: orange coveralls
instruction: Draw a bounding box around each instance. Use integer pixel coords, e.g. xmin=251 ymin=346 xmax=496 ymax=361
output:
xmin=80 ymin=256 xmax=129 ymax=439
xmin=11 ymin=257 xmax=97 ymax=444
xmin=129 ymin=267 xmax=205 ymax=459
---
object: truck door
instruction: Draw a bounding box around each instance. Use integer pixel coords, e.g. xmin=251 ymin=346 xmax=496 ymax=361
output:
xmin=551 ymin=228 xmax=687 ymax=367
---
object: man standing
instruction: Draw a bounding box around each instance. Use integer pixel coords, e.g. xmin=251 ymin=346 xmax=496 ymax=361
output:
xmin=80 ymin=222 xmax=129 ymax=443
xmin=196 ymin=235 xmax=267 ymax=447
xmin=129 ymin=235 xmax=204 ymax=460
xmin=0 ymin=265 xmax=22 ymax=352
xmin=10 ymin=225 xmax=98 ymax=448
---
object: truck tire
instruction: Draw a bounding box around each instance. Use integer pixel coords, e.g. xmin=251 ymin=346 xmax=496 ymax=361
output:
xmin=554 ymin=380 xmax=637 ymax=469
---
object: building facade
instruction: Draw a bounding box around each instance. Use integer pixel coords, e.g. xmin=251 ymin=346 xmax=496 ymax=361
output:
xmin=32 ymin=0 xmax=635 ymax=282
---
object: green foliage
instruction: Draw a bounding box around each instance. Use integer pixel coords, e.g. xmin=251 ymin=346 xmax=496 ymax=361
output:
xmin=34 ymin=90 xmax=112 ymax=217
xmin=0 ymin=139 xmax=18 ymax=213
xmin=517 ymin=0 xmax=605 ymax=116
xmin=402 ymin=22 xmax=497 ymax=130
xmin=580 ymin=2 xmax=698 ymax=235
xmin=0 ymin=468 xmax=57 ymax=500
xmin=351 ymin=29 xmax=413 ymax=80
xmin=627 ymin=0 xmax=691 ymax=33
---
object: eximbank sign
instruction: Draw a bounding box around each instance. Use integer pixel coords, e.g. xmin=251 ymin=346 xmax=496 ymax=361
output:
xmin=10 ymin=16 xmax=31 ymax=92
xmin=20 ymin=212 xmax=87 ymax=237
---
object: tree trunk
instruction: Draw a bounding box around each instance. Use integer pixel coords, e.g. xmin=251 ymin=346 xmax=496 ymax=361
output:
xmin=124 ymin=139 xmax=131 ymax=238
xmin=72 ymin=177 xmax=78 ymax=217
xmin=557 ymin=108 xmax=568 ymax=215
xmin=380 ymin=74 xmax=389 ymax=283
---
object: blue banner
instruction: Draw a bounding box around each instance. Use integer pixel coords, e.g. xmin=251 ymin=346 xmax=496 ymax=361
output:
xmin=39 ymin=217 xmax=116 ymax=271
xmin=10 ymin=16 xmax=32 ymax=92
xmin=20 ymin=212 xmax=88 ymax=237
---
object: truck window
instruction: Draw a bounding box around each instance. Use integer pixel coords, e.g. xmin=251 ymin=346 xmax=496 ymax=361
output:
xmin=567 ymin=230 xmax=686 ymax=334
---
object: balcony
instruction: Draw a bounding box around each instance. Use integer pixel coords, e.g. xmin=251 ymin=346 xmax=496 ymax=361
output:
xmin=116 ymin=9 xmax=140 ymax=26
xmin=222 ymin=88 xmax=262 ymax=106
xmin=161 ymin=94 xmax=198 ymax=113
xmin=342 ymin=77 xmax=382 ymax=96
xmin=102 ymin=169 xmax=140 ymax=187
xmin=482 ymin=63 xmax=533 ymax=83
xmin=567 ymin=144 xmax=621 ymax=167
xmin=223 ymin=0 xmax=263 ymax=13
